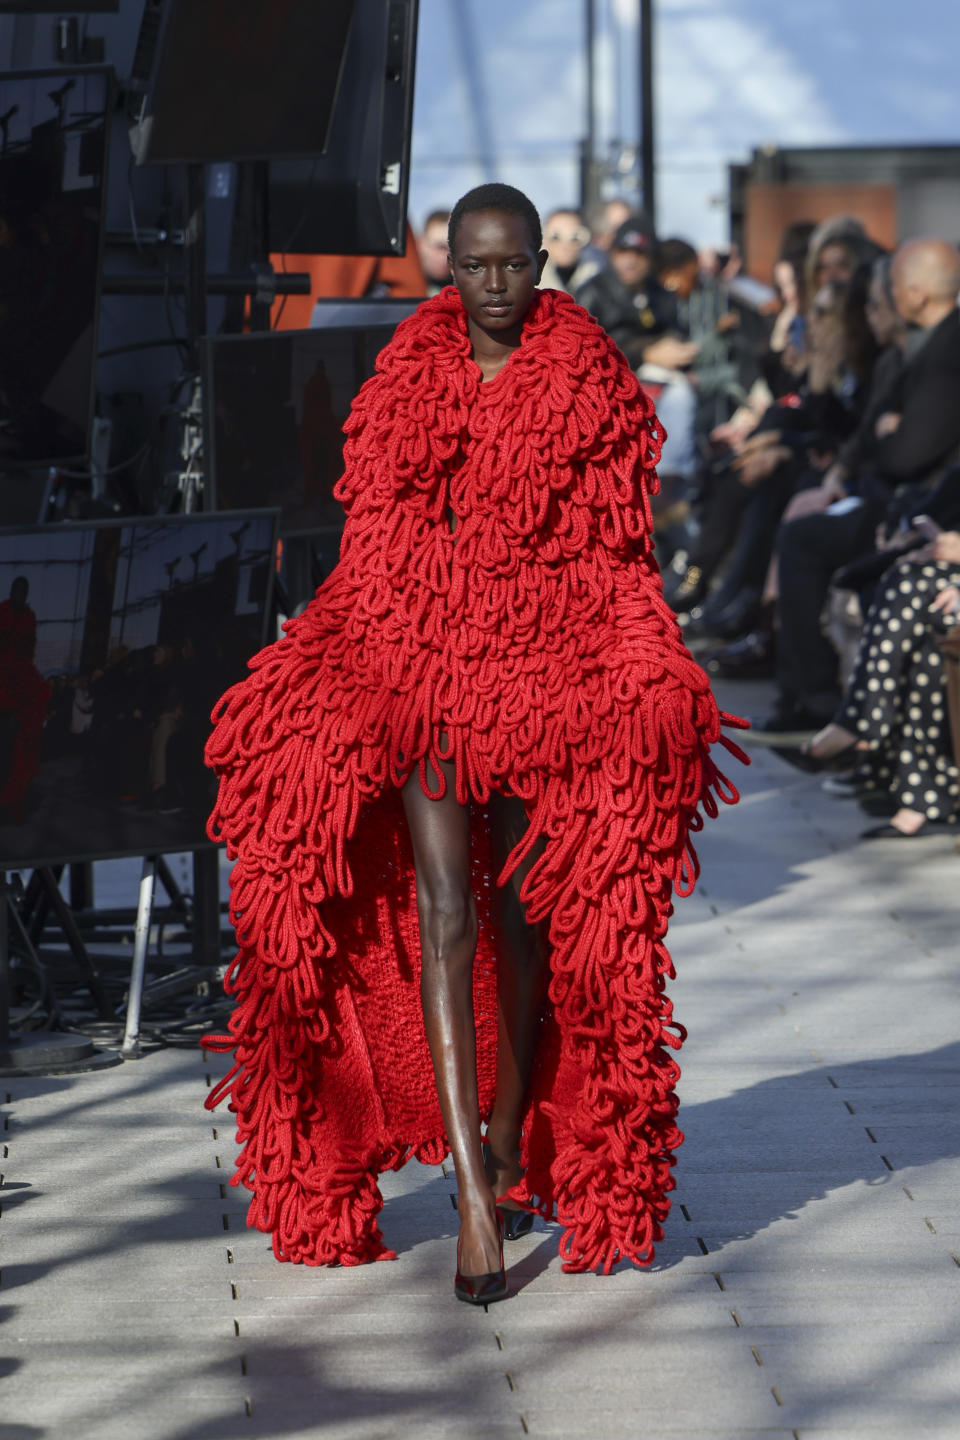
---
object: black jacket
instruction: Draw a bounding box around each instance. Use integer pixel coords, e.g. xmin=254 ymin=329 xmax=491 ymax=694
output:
xmin=575 ymin=266 xmax=679 ymax=367
xmin=874 ymin=308 xmax=960 ymax=486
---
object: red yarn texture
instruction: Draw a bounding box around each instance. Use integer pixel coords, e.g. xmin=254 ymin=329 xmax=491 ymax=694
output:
xmin=203 ymin=287 xmax=747 ymax=1274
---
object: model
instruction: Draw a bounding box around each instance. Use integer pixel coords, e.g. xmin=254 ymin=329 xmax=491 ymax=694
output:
xmin=204 ymin=184 xmax=744 ymax=1303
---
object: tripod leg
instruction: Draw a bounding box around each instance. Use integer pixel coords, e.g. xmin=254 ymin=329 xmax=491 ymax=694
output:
xmin=37 ymin=868 xmax=113 ymax=1020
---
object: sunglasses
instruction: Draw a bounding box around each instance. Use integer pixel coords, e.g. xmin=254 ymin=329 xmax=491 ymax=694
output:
xmin=545 ymin=228 xmax=590 ymax=245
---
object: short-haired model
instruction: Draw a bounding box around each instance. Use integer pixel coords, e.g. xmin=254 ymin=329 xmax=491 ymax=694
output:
xmin=205 ymin=184 xmax=745 ymax=1305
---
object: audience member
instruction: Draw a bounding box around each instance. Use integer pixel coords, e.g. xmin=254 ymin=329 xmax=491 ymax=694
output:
xmin=795 ymin=529 xmax=960 ymax=836
xmin=585 ymin=197 xmax=633 ymax=254
xmin=539 ymin=208 xmax=599 ymax=294
xmin=577 ymin=217 xmax=700 ymax=507
xmin=417 ymin=209 xmax=452 ymax=296
xmin=668 ymin=260 xmax=879 ymax=631
xmin=760 ymin=237 xmax=960 ymax=732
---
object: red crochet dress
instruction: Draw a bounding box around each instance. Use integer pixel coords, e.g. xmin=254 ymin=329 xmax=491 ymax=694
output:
xmin=204 ymin=287 xmax=745 ymax=1274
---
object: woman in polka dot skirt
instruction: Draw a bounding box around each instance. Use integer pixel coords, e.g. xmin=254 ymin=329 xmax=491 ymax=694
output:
xmin=801 ymin=529 xmax=960 ymax=837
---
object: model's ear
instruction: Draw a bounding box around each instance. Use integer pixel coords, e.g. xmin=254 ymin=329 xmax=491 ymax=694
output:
xmin=536 ymin=249 xmax=549 ymax=281
xmin=447 ymin=251 xmax=455 ymax=279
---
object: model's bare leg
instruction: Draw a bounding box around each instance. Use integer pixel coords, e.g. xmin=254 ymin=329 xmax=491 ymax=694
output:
xmin=485 ymin=790 xmax=548 ymax=1205
xmin=402 ymin=757 xmax=500 ymax=1277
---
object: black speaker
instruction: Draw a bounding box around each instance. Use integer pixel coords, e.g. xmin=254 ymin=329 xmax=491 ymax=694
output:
xmin=0 ymin=3 xmax=117 ymax=10
xmin=267 ymin=0 xmax=419 ymax=256
xmin=128 ymin=0 xmax=356 ymax=165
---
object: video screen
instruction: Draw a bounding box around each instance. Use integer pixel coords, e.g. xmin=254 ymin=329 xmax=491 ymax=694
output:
xmin=205 ymin=305 xmax=417 ymax=554
xmin=0 ymin=511 xmax=277 ymax=869
xmin=0 ymin=68 xmax=111 ymax=464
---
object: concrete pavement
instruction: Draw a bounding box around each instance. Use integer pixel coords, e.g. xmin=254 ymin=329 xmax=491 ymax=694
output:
xmin=2 ymin=679 xmax=958 ymax=1439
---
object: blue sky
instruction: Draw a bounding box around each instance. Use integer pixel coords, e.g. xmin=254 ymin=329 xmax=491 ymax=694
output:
xmin=408 ymin=0 xmax=960 ymax=245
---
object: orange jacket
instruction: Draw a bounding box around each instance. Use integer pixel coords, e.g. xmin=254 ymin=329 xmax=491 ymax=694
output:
xmin=270 ymin=224 xmax=426 ymax=329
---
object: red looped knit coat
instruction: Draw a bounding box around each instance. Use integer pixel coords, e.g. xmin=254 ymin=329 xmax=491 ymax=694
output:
xmin=203 ymin=286 xmax=746 ymax=1274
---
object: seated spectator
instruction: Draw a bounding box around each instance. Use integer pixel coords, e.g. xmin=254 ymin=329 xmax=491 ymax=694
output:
xmin=584 ymin=196 xmax=633 ymax=259
xmin=657 ymin=238 xmax=700 ymax=302
xmin=759 ymin=237 xmax=960 ymax=733
xmin=796 ymin=529 xmax=960 ymax=837
xmin=805 ymin=215 xmax=885 ymax=299
xmin=668 ymin=260 xmax=879 ymax=630
xmin=417 ymin=209 xmax=452 ymax=297
xmin=576 ymin=215 xmax=684 ymax=366
xmin=539 ymin=208 xmax=598 ymax=294
xmin=577 ymin=217 xmax=700 ymax=517
xmin=710 ymin=220 xmax=816 ymax=450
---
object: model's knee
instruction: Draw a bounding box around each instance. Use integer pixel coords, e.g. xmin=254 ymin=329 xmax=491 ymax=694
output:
xmin=418 ymin=883 xmax=477 ymax=960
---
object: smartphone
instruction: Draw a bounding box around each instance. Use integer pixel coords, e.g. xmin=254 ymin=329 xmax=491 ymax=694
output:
xmin=912 ymin=514 xmax=942 ymax=540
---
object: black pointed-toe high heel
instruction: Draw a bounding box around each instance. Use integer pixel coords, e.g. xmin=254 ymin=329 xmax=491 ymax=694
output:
xmin=481 ymin=1141 xmax=534 ymax=1241
xmin=454 ymin=1210 xmax=507 ymax=1306
xmin=500 ymin=1207 xmax=535 ymax=1241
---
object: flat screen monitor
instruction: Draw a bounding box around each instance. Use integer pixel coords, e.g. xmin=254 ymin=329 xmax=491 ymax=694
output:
xmin=0 ymin=67 xmax=111 ymax=466
xmin=128 ymin=0 xmax=354 ymax=165
xmin=0 ymin=509 xmax=278 ymax=869
xmin=0 ymin=4 xmax=117 ymax=10
xmin=0 ymin=5 xmax=117 ymax=11
xmin=204 ymin=301 xmax=418 ymax=558
xmin=267 ymin=0 xmax=419 ymax=256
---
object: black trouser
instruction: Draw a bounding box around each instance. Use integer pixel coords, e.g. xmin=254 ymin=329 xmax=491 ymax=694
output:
xmin=691 ymin=468 xmax=751 ymax=582
xmin=707 ymin=460 xmax=807 ymax=613
xmin=776 ymin=501 xmax=880 ymax=718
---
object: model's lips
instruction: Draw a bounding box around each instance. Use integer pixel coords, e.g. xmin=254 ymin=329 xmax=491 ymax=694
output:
xmin=481 ymin=302 xmax=512 ymax=315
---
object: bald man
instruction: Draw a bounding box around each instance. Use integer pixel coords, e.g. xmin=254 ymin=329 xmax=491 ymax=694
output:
xmin=758 ymin=236 xmax=960 ymax=735
xmin=872 ymin=238 xmax=960 ymax=483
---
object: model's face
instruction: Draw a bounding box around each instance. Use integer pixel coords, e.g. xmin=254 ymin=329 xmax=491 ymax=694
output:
xmin=450 ymin=210 xmax=546 ymax=337
xmin=611 ymin=246 xmax=650 ymax=288
xmin=418 ymin=219 xmax=450 ymax=283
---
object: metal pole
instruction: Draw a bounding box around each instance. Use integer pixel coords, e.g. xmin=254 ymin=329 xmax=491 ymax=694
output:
xmin=639 ymin=0 xmax=655 ymax=228
xmin=121 ymin=855 xmax=157 ymax=1058
xmin=0 ymin=873 xmax=9 ymax=1047
xmin=581 ymin=0 xmax=597 ymax=214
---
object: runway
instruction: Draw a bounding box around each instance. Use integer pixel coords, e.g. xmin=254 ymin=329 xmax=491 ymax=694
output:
xmin=2 ymin=680 xmax=958 ymax=1439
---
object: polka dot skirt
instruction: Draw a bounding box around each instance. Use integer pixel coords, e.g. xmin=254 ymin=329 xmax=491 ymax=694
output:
xmin=837 ymin=557 xmax=960 ymax=822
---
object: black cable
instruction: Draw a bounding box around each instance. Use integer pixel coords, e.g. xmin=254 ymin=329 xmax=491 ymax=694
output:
xmin=98 ymin=337 xmax=191 ymax=360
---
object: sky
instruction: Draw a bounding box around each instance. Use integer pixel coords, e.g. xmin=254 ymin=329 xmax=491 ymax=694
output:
xmin=408 ymin=0 xmax=960 ymax=247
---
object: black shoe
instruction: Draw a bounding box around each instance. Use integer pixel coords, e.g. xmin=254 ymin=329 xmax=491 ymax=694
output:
xmin=857 ymin=792 xmax=897 ymax=817
xmin=751 ymin=697 xmax=831 ymax=741
xmin=705 ymin=629 xmax=775 ymax=678
xmin=501 ymin=1208 xmax=535 ymax=1241
xmin=772 ymin=737 xmax=860 ymax=773
xmin=454 ymin=1213 xmax=507 ymax=1306
xmin=701 ymin=586 xmax=763 ymax=641
xmin=862 ymin=818 xmax=957 ymax=839
xmin=665 ymin=563 xmax=707 ymax=613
